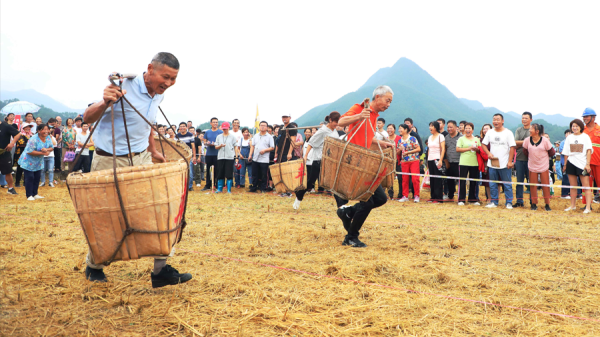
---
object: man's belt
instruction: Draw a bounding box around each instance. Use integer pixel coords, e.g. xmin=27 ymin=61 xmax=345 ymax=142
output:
xmin=96 ymin=148 xmax=146 ymax=158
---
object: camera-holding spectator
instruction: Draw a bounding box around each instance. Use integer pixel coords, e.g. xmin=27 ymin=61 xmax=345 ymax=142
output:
xmin=562 ymin=119 xmax=594 ymax=213
xmin=426 ymin=121 xmax=445 ymax=203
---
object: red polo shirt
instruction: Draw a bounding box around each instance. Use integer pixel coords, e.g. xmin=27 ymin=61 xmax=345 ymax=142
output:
xmin=342 ymin=102 xmax=379 ymax=149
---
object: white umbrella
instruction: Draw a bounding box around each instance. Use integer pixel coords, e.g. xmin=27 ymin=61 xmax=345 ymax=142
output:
xmin=1 ymin=101 xmax=41 ymax=114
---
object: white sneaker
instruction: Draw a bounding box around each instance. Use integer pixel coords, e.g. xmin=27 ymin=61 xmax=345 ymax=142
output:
xmin=414 ymin=197 xmax=420 ymax=203
xmin=293 ymin=198 xmax=301 ymax=210
xmin=564 ymin=207 xmax=576 ymax=212
xmin=593 ymin=199 xmax=600 ymax=204
xmin=485 ymin=203 xmax=497 ymax=208
xmin=583 ymin=208 xmax=591 ymax=214
xmin=472 ymin=202 xmax=481 ymax=206
xmin=196 ymin=184 xmax=201 ymax=187
xmin=443 ymin=194 xmax=449 ymax=200
xmin=561 ymin=196 xmax=571 ymax=200
xmin=34 ymin=195 xmax=44 ymax=199
xmin=457 ymin=202 xmax=465 ymax=206
xmin=27 ymin=196 xmax=35 ymax=201
xmin=310 ymin=188 xmax=315 ymax=193
xmin=398 ymin=197 xmax=409 ymax=202
xmin=49 ymin=183 xmax=55 ymax=188
xmin=39 ymin=182 xmax=45 ymax=187
xmin=506 ymin=204 xmax=513 ymax=210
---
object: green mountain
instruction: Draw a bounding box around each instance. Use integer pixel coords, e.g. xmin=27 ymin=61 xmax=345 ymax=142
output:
xmin=294 ymin=57 xmax=568 ymax=142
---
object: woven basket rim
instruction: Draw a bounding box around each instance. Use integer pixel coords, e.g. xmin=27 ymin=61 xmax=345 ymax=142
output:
xmin=154 ymin=136 xmax=193 ymax=159
xmin=67 ymin=160 xmax=187 ymax=185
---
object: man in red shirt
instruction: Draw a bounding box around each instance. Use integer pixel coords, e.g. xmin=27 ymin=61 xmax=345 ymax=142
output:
xmin=582 ymin=107 xmax=600 ymax=205
xmin=335 ymin=85 xmax=394 ymax=248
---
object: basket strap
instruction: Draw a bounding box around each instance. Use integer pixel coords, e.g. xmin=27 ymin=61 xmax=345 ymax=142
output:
xmin=121 ymin=101 xmax=134 ymax=167
xmin=104 ymin=103 xmax=135 ymax=265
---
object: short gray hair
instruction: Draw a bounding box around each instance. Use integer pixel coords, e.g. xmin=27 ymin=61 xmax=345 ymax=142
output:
xmin=372 ymin=85 xmax=394 ymax=100
xmin=151 ymin=52 xmax=180 ymax=70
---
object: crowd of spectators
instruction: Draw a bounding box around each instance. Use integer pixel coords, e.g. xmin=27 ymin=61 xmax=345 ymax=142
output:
xmin=2 ymin=108 xmax=599 ymax=213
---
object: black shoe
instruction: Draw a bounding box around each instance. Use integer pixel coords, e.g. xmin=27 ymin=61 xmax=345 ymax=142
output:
xmin=7 ymin=188 xmax=17 ymax=195
xmin=248 ymin=189 xmax=258 ymax=193
xmin=342 ymin=237 xmax=367 ymax=248
xmin=513 ymin=202 xmax=524 ymax=208
xmin=530 ymin=204 xmax=537 ymax=211
xmin=545 ymin=204 xmax=551 ymax=211
xmin=85 ymin=266 xmax=107 ymax=282
xmin=151 ymin=265 xmax=192 ymax=288
xmin=14 ymin=183 xmax=21 ymax=188
xmin=336 ymin=207 xmax=352 ymax=231
xmin=580 ymin=206 xmax=593 ymax=211
xmin=201 ymin=186 xmax=210 ymax=191
xmin=240 ymin=184 xmax=245 ymax=188
xmin=188 ymin=187 xmax=194 ymax=192
xmin=265 ymin=187 xmax=273 ymax=192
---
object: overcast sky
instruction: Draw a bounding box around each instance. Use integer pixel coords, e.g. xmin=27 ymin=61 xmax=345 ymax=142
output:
xmin=2 ymin=1 xmax=599 ymax=126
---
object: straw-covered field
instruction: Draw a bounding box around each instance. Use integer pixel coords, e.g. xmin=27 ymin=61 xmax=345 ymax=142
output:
xmin=1 ymin=179 xmax=599 ymax=336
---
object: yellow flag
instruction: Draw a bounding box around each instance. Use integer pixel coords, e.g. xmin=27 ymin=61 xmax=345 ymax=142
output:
xmin=254 ymin=105 xmax=260 ymax=134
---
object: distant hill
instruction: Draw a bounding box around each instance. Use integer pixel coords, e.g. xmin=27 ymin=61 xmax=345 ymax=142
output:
xmin=294 ymin=57 xmax=524 ymax=135
xmin=295 ymin=57 xmax=572 ymax=144
xmin=0 ymin=89 xmax=84 ymax=113
xmin=534 ymin=113 xmax=574 ymax=127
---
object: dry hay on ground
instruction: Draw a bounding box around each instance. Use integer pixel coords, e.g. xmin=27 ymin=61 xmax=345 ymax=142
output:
xmin=1 ymin=179 xmax=599 ymax=336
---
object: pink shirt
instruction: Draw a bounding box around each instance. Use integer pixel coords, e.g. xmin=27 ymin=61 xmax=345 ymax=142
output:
xmin=427 ymin=134 xmax=445 ymax=161
xmin=522 ymin=136 xmax=552 ymax=173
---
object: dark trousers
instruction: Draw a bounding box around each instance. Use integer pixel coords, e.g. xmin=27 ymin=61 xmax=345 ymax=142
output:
xmin=53 ymin=148 xmax=62 ymax=171
xmin=334 ymin=185 xmax=387 ymax=240
xmin=24 ymin=169 xmax=41 ymax=198
xmin=458 ymin=165 xmax=480 ymax=202
xmin=251 ymin=162 xmax=269 ymax=191
xmin=428 ymin=160 xmax=444 ymax=202
xmin=205 ymin=155 xmax=218 ymax=188
xmin=217 ymin=159 xmax=234 ymax=181
xmin=73 ymin=155 xmax=90 ymax=173
xmin=446 ymin=162 xmax=460 ymax=199
xmin=295 ymin=161 xmax=320 ymax=201
xmin=389 ymin=163 xmax=402 ymax=198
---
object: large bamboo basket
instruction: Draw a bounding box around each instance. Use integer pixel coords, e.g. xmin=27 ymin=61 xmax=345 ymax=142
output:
xmin=320 ymin=137 xmax=395 ymax=202
xmin=153 ymin=136 xmax=193 ymax=164
xmin=371 ymin=144 xmax=395 ymax=189
xmin=269 ymin=159 xmax=307 ymax=193
xmin=67 ymin=160 xmax=188 ymax=265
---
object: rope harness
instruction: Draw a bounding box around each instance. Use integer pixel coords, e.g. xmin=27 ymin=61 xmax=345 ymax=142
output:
xmin=66 ymin=73 xmax=190 ymax=265
xmin=330 ymin=98 xmax=387 ymax=201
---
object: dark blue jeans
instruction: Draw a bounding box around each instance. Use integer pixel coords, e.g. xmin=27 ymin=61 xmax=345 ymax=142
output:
xmin=24 ymin=169 xmax=41 ymax=198
xmin=515 ymin=160 xmax=529 ymax=203
xmin=489 ymin=167 xmax=513 ymax=206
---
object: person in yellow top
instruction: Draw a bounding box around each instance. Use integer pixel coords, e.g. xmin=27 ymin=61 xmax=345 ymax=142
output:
xmin=582 ymin=107 xmax=600 ymax=205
